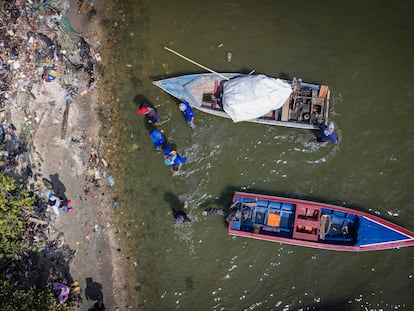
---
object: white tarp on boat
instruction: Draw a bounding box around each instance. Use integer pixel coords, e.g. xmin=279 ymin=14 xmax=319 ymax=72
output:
xmin=222 ymin=74 xmax=292 ymax=122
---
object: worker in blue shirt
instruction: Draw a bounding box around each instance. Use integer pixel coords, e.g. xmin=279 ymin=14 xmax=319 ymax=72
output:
xmin=318 ymin=122 xmax=338 ymax=144
xmin=149 ymin=129 xmax=165 ymax=150
xmin=164 ymin=144 xmax=187 ymax=175
xmin=172 ymin=203 xmax=191 ymax=227
xmin=179 ymin=101 xmax=195 ymax=129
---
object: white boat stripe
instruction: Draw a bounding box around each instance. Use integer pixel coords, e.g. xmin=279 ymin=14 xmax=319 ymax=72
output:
xmin=360 ymin=238 xmax=414 ymax=248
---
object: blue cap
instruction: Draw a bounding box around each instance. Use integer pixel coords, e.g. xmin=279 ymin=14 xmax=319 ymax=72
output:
xmin=164 ymin=158 xmax=173 ymax=165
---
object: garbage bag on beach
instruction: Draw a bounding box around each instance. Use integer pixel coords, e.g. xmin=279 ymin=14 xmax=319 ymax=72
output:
xmin=78 ymin=37 xmax=91 ymax=60
xmin=4 ymin=1 xmax=21 ymax=22
xmin=38 ymin=33 xmax=56 ymax=59
xmin=53 ymin=282 xmax=70 ymax=304
xmin=42 ymin=66 xmax=57 ymax=82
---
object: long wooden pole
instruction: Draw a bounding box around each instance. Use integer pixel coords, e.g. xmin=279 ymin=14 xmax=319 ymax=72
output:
xmin=164 ymin=47 xmax=230 ymax=80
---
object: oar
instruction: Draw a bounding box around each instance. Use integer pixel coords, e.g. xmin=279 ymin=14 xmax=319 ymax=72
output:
xmin=164 ymin=46 xmax=230 ymax=80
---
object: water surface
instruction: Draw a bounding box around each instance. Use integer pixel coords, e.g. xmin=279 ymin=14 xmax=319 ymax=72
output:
xmin=104 ymin=1 xmax=414 ymax=310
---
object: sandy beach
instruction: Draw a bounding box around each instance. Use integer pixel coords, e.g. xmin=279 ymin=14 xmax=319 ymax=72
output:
xmin=1 ymin=0 xmax=131 ymax=309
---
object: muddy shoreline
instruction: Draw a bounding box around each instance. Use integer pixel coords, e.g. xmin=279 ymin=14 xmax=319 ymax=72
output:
xmin=1 ymin=0 xmax=134 ymax=309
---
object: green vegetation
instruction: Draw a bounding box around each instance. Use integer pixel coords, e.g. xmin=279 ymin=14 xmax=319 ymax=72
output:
xmin=0 ymin=173 xmax=72 ymax=310
xmin=0 ymin=284 xmax=60 ymax=311
xmin=0 ymin=173 xmax=35 ymax=260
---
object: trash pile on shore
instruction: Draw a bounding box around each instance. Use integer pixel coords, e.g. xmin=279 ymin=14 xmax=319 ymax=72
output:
xmin=0 ymin=0 xmax=110 ymax=308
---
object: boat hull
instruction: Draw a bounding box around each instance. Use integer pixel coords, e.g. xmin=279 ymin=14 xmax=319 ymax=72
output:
xmin=153 ymin=73 xmax=330 ymax=130
xmin=228 ymin=192 xmax=414 ymax=251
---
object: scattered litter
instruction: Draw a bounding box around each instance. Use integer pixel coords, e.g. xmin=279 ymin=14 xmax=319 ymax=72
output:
xmin=94 ymin=224 xmax=101 ymax=235
xmin=0 ymin=0 xmax=108 ymax=310
xmin=107 ymin=175 xmax=115 ymax=187
xmin=0 ymin=1 xmax=115 ymax=308
xmin=101 ymin=158 xmax=108 ymax=168
xmin=12 ymin=61 xmax=20 ymax=70
xmin=227 ymin=52 xmax=232 ymax=62
xmin=43 ymin=66 xmax=57 ymax=82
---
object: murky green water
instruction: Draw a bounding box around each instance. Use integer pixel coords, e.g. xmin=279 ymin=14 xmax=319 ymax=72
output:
xmin=103 ymin=1 xmax=414 ymax=310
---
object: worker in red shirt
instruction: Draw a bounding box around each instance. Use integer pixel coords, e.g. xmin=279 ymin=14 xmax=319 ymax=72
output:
xmin=137 ymin=102 xmax=159 ymax=124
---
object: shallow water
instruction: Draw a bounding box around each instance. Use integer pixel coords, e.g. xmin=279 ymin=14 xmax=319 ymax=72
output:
xmin=103 ymin=1 xmax=414 ymax=310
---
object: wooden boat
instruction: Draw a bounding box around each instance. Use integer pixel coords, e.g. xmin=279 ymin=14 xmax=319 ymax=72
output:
xmin=227 ymin=192 xmax=414 ymax=251
xmin=153 ymin=73 xmax=330 ymax=130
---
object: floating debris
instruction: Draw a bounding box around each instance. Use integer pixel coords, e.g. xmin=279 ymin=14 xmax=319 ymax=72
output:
xmin=227 ymin=52 xmax=232 ymax=62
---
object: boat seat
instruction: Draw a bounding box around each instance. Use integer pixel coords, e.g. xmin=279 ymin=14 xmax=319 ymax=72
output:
xmin=321 ymin=208 xmax=333 ymax=215
xmin=268 ymin=201 xmax=281 ymax=210
xmin=331 ymin=215 xmax=345 ymax=226
xmin=346 ymin=214 xmax=359 ymax=222
xmin=333 ymin=210 xmax=346 ymax=217
xmin=231 ymin=220 xmax=241 ymax=230
xmin=268 ymin=208 xmax=280 ymax=215
xmin=256 ymin=200 xmax=268 ymax=208
xmin=255 ymin=211 xmax=266 ymax=225
xmin=281 ymin=202 xmax=295 ymax=212
xmin=279 ymin=211 xmax=293 ymax=228
xmin=238 ymin=198 xmax=255 ymax=205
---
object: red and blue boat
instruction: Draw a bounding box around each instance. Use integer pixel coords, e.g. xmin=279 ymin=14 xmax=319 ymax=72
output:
xmin=227 ymin=192 xmax=414 ymax=251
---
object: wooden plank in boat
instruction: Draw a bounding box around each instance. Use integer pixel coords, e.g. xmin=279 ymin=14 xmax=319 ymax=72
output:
xmin=192 ymin=78 xmax=216 ymax=104
xmin=281 ymin=99 xmax=290 ymax=121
